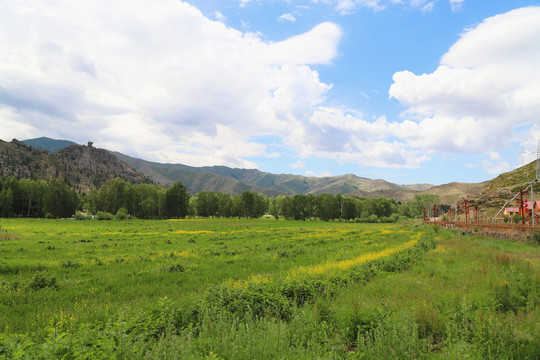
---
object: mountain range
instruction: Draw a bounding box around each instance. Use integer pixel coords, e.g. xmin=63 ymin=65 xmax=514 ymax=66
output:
xmin=1 ymin=137 xmax=537 ymax=211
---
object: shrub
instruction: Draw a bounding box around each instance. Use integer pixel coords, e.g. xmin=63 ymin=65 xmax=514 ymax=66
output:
xmin=96 ymin=211 xmax=114 ymax=220
xmin=74 ymin=211 xmax=91 ymax=220
xmin=116 ymin=208 xmax=129 ymax=220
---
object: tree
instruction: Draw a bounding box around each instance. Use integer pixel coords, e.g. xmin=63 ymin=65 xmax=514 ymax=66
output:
xmin=291 ymin=194 xmax=307 ymax=220
xmin=0 ymin=188 xmax=13 ymax=217
xmin=197 ymin=191 xmax=218 ymax=218
xmin=241 ymin=191 xmax=255 ymax=218
xmin=268 ymin=197 xmax=281 ymax=220
xmin=43 ymin=178 xmax=78 ymax=218
xmin=341 ymin=197 xmax=357 ymax=221
xmin=216 ymin=192 xmax=233 ymax=218
xmin=165 ymin=181 xmax=189 ymax=218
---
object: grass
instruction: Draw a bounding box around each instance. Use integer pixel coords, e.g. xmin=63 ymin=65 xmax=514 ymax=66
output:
xmin=1 ymin=219 xmax=539 ymax=359
xmin=0 ymin=218 xmax=421 ymax=337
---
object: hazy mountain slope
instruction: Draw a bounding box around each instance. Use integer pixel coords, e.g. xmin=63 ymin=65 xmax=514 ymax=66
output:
xmin=114 ymin=151 xmax=430 ymax=196
xmin=1 ymin=139 xmax=148 ymax=192
xmin=22 ymin=137 xmax=77 ymax=153
xmin=112 ymin=152 xmax=289 ymax=196
xmin=21 ymin=136 xmax=515 ymax=205
xmin=424 ymin=182 xmax=488 ymax=205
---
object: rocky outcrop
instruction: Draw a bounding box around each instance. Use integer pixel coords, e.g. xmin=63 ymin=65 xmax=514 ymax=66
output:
xmin=0 ymin=139 xmax=148 ymax=192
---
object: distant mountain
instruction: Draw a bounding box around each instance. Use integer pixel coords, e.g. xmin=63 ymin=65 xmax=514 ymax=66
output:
xmin=113 ymin=151 xmax=435 ymax=197
xmin=24 ymin=136 xmax=519 ymax=207
xmin=22 ymin=137 xmax=78 ymax=153
xmin=111 ymin=152 xmax=290 ymax=196
xmin=1 ymin=139 xmax=148 ymax=192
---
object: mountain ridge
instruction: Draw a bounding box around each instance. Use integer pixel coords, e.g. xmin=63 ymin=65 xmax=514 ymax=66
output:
xmin=3 ymin=138 xmax=148 ymax=192
xmin=20 ymin=136 xmax=536 ymax=210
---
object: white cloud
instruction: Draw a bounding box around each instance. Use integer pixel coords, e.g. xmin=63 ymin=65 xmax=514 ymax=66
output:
xmin=290 ymin=160 xmax=305 ymax=169
xmin=389 ymin=6 xmax=540 ymax=158
xmin=0 ymin=0 xmax=341 ymax=168
xmin=449 ymin=0 xmax=464 ymax=12
xmin=213 ymin=11 xmax=226 ymax=22
xmin=320 ymin=0 xmax=442 ymax=14
xmin=278 ymin=13 xmax=296 ymax=22
xmin=264 ymin=22 xmax=342 ymax=65
xmin=305 ymin=170 xmax=332 ymax=177
xmin=482 ymin=160 xmax=511 ymax=175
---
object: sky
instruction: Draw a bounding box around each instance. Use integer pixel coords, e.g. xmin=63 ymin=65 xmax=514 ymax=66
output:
xmin=1 ymin=0 xmax=540 ymax=185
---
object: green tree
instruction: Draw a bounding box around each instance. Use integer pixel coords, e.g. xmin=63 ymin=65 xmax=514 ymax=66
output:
xmin=165 ymin=181 xmax=190 ymax=218
xmin=0 ymin=188 xmax=13 ymax=217
xmin=241 ymin=190 xmax=255 ymax=218
xmin=43 ymin=178 xmax=78 ymax=218
xmin=196 ymin=191 xmax=218 ymax=218
xmin=216 ymin=192 xmax=233 ymax=218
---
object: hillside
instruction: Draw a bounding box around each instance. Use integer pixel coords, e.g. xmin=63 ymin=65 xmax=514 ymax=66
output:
xmin=424 ymin=181 xmax=488 ymax=205
xmin=113 ymin=151 xmax=434 ymax=197
xmin=111 ymin=152 xmax=289 ymax=196
xmin=0 ymin=139 xmax=148 ymax=192
xmin=470 ymin=160 xmax=539 ymax=211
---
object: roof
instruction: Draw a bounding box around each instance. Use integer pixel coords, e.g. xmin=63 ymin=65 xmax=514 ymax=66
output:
xmin=505 ymin=200 xmax=540 ymax=213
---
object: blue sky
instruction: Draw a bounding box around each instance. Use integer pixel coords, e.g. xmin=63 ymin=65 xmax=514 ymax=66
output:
xmin=1 ymin=0 xmax=539 ymax=185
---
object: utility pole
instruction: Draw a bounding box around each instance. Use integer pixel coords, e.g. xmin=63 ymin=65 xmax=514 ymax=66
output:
xmin=520 ymin=189 xmax=525 ymax=225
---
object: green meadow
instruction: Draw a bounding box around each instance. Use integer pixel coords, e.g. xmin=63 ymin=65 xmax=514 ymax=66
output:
xmin=1 ymin=219 xmax=539 ymax=359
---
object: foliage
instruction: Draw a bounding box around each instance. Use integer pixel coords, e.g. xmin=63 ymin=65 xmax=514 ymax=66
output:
xmin=165 ymin=181 xmax=190 ymax=218
xmin=95 ymin=211 xmax=114 ymax=220
xmin=1 ymin=220 xmax=540 ymax=358
xmin=115 ymin=207 xmax=129 ymax=220
xmin=74 ymin=211 xmax=92 ymax=220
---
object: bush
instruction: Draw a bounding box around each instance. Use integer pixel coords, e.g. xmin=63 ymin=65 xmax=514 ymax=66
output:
xmin=96 ymin=211 xmax=114 ymax=220
xmin=116 ymin=208 xmax=129 ymax=220
xmin=74 ymin=211 xmax=91 ymax=220
xmin=45 ymin=212 xmax=54 ymax=219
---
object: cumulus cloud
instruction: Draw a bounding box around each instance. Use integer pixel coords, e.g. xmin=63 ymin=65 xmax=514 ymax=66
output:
xmin=278 ymin=13 xmax=296 ymax=22
xmin=287 ymin=6 xmax=540 ymax=170
xmin=389 ymin=6 xmax=540 ymax=157
xmin=2 ymin=1 xmax=539 ymax=175
xmin=0 ymin=0 xmax=341 ymax=167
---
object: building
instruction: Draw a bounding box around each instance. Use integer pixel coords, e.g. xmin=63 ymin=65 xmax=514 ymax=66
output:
xmin=504 ymin=200 xmax=540 ymax=219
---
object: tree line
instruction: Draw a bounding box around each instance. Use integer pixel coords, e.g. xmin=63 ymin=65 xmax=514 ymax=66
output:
xmin=0 ymin=176 xmax=441 ymax=222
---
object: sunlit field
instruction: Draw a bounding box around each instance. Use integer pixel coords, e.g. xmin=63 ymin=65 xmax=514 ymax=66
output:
xmin=1 ymin=219 xmax=539 ymax=359
xmin=0 ymin=219 xmax=423 ymax=334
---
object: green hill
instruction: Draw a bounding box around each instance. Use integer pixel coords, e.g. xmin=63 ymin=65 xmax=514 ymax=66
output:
xmin=22 ymin=137 xmax=77 ymax=153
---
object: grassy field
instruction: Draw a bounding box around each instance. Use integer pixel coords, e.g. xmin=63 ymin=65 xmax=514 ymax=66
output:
xmin=1 ymin=219 xmax=539 ymax=359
